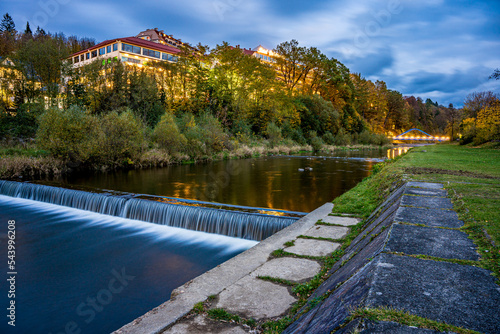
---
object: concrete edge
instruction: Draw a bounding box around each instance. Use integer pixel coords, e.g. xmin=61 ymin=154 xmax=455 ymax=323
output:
xmin=113 ymin=203 xmax=334 ymax=334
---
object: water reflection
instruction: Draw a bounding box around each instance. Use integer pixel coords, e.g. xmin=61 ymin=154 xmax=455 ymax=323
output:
xmin=55 ymin=147 xmax=410 ymax=213
xmin=387 ymin=146 xmax=411 ymax=159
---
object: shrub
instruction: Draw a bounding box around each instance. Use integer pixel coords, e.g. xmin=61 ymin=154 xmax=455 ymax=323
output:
xmin=197 ymin=113 xmax=229 ymax=153
xmin=474 ymin=104 xmax=500 ymax=145
xmin=36 ymin=105 xmax=100 ymax=162
xmin=308 ymin=131 xmax=324 ymax=152
xmin=152 ymin=113 xmax=187 ymax=155
xmin=265 ymin=122 xmax=283 ymax=147
xmin=459 ymin=118 xmax=476 ymax=145
xmin=335 ymin=128 xmax=352 ymax=146
xmin=100 ymin=109 xmax=146 ymax=165
xmin=0 ymin=103 xmax=45 ymax=139
xmin=322 ymin=131 xmax=336 ymax=145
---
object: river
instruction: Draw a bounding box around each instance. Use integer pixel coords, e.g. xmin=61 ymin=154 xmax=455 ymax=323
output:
xmin=0 ymin=147 xmax=408 ymax=333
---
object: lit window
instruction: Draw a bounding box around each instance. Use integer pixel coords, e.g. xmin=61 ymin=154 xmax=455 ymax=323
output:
xmin=122 ymin=43 xmax=141 ymax=54
xmin=113 ymin=43 xmax=118 ymax=51
xmin=106 ymin=45 xmax=111 ymax=53
xmin=143 ymin=48 xmax=160 ymax=58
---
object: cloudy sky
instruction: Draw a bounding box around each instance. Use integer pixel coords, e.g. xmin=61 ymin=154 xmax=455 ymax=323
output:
xmin=3 ymin=0 xmax=500 ymax=106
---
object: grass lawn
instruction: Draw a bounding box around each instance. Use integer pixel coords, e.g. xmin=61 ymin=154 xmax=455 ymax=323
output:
xmin=332 ymin=142 xmax=499 ymax=278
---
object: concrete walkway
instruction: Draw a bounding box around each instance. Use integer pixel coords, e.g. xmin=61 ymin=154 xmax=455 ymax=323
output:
xmin=114 ymin=203 xmax=359 ymax=334
xmin=115 ymin=182 xmax=500 ymax=333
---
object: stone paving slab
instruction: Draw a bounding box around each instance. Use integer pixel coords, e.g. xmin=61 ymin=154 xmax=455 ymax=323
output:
xmin=216 ymin=276 xmax=296 ymax=319
xmin=407 ymin=182 xmax=444 ymax=189
xmin=285 ymin=238 xmax=340 ymax=257
xmin=162 ymin=315 xmax=249 ymax=334
xmin=114 ymin=203 xmax=335 ymax=334
xmin=251 ymin=257 xmax=321 ymax=282
xmin=401 ymin=195 xmax=454 ymax=209
xmin=283 ymin=257 xmax=378 ymax=334
xmin=304 ymin=225 xmax=349 ymax=239
xmin=367 ymin=253 xmax=500 ymax=334
xmin=323 ymin=215 xmax=361 ymax=226
xmin=385 ymin=223 xmax=480 ymax=261
xmin=404 ymin=187 xmax=448 ymax=197
xmin=395 ymin=207 xmax=463 ymax=228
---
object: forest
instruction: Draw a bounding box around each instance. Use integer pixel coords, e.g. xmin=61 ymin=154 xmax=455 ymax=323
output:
xmin=0 ymin=12 xmax=498 ymax=173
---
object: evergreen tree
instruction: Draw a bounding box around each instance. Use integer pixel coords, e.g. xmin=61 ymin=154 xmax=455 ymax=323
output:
xmin=0 ymin=13 xmax=16 ymax=34
xmin=24 ymin=22 xmax=32 ymax=35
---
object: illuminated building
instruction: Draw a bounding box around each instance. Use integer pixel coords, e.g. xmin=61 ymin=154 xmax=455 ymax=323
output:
xmin=68 ymin=36 xmax=182 ymax=68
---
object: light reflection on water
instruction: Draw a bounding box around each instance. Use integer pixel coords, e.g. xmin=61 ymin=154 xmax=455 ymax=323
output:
xmin=54 ymin=147 xmax=410 ymax=213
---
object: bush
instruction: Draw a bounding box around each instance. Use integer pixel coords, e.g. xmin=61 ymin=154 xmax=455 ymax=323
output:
xmin=99 ymin=109 xmax=145 ymax=164
xmin=153 ymin=113 xmax=187 ymax=155
xmin=36 ymin=106 xmax=100 ymax=162
xmin=459 ymin=118 xmax=476 ymax=145
xmin=307 ymin=131 xmax=324 ymax=152
xmin=197 ymin=113 xmax=229 ymax=153
xmin=335 ymin=128 xmax=352 ymax=146
xmin=474 ymin=104 xmax=500 ymax=145
xmin=232 ymin=117 xmax=253 ymax=143
xmin=0 ymin=103 xmax=45 ymax=139
xmin=322 ymin=131 xmax=336 ymax=145
xmin=265 ymin=122 xmax=282 ymax=147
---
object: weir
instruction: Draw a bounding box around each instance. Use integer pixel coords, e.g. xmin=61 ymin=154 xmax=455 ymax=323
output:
xmin=0 ymin=180 xmax=298 ymax=241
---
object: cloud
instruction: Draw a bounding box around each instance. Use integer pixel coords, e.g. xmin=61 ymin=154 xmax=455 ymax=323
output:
xmin=2 ymin=0 xmax=499 ymax=106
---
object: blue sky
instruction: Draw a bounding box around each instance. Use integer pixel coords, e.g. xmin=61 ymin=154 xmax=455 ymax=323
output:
xmin=3 ymin=0 xmax=500 ymax=106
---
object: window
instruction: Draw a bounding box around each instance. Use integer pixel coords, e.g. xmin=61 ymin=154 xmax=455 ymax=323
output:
xmin=106 ymin=45 xmax=111 ymax=53
xmin=99 ymin=47 xmax=106 ymax=55
xmin=122 ymin=43 xmax=141 ymax=54
xmin=91 ymin=50 xmax=97 ymax=58
xmin=80 ymin=54 xmax=85 ymax=61
xmin=143 ymin=48 xmax=160 ymax=58
xmin=113 ymin=43 xmax=118 ymax=51
xmin=86 ymin=52 xmax=90 ymax=60
xmin=74 ymin=56 xmax=79 ymax=63
xmin=121 ymin=56 xmax=141 ymax=64
xmin=162 ymin=53 xmax=168 ymax=60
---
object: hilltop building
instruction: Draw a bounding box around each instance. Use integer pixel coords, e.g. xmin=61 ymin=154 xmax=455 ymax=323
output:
xmin=136 ymin=28 xmax=196 ymax=51
xmin=68 ymin=36 xmax=182 ymax=68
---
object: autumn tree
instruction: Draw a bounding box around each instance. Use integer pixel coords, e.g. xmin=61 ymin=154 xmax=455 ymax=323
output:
xmin=0 ymin=13 xmax=17 ymax=57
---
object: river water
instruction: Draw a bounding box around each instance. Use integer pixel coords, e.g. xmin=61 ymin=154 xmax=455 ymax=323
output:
xmin=0 ymin=147 xmax=408 ymax=333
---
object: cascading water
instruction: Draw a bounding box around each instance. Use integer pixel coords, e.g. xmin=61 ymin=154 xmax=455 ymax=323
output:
xmin=0 ymin=180 xmax=298 ymax=241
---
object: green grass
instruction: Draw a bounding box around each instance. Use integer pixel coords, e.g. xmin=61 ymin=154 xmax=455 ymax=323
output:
xmin=331 ymin=143 xmax=499 ymax=264
xmin=0 ymin=146 xmax=50 ymax=158
xmin=349 ymin=307 xmax=481 ymax=334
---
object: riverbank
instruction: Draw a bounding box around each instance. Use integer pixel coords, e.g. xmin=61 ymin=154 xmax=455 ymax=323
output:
xmin=0 ymin=143 xmax=392 ymax=180
xmin=115 ymin=142 xmax=499 ymax=333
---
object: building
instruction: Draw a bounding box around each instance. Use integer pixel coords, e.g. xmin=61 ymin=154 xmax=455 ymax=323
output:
xmin=136 ymin=28 xmax=196 ymax=51
xmin=68 ymin=36 xmax=182 ymax=68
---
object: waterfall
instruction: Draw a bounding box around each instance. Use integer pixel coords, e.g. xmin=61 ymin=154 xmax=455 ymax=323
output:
xmin=0 ymin=180 xmax=298 ymax=241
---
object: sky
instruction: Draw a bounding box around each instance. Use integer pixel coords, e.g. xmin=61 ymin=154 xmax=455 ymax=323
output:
xmin=3 ymin=0 xmax=500 ymax=107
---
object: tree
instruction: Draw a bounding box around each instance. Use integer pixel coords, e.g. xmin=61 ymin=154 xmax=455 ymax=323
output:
xmin=0 ymin=13 xmax=17 ymax=57
xmin=24 ymin=22 xmax=32 ymax=36
xmin=490 ymin=69 xmax=500 ymax=80
xmin=463 ymin=91 xmax=498 ymax=119
xmin=12 ymin=36 xmax=69 ymax=104
xmin=274 ymin=40 xmax=319 ymax=92
xmin=0 ymin=13 xmax=15 ymax=34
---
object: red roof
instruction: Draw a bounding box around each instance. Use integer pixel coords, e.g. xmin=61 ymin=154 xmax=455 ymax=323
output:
xmin=69 ymin=36 xmax=181 ymax=58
